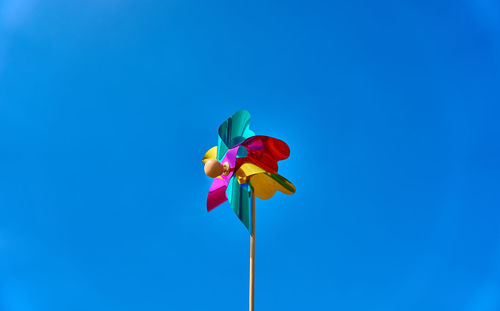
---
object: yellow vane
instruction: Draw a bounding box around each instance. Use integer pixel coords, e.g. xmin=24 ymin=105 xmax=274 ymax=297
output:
xmin=202 ymin=146 xmax=217 ymax=165
xmin=236 ymin=163 xmax=295 ymax=200
xmin=235 ymin=163 xmax=266 ymax=184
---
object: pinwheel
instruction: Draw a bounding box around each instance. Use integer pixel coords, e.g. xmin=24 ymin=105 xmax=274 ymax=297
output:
xmin=201 ymin=110 xmax=295 ymax=311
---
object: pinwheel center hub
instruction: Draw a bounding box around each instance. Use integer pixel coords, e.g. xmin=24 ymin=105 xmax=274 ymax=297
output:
xmin=204 ymin=159 xmax=231 ymax=178
xmin=222 ymin=162 xmax=230 ymax=176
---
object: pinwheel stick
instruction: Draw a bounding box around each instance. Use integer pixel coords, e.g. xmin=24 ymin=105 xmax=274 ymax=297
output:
xmin=249 ymin=189 xmax=255 ymax=311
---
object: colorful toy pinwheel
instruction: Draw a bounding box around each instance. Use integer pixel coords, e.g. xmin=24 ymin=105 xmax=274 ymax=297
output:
xmin=201 ymin=110 xmax=295 ymax=311
xmin=202 ymin=110 xmax=296 ymax=230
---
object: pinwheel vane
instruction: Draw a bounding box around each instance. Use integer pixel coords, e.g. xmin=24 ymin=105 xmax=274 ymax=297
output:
xmin=202 ymin=110 xmax=295 ymax=311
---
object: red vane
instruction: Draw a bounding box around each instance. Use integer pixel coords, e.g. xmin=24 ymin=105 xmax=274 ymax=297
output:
xmin=238 ymin=135 xmax=290 ymax=173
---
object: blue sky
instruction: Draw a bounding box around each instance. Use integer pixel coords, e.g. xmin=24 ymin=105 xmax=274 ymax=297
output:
xmin=1 ymin=0 xmax=499 ymax=310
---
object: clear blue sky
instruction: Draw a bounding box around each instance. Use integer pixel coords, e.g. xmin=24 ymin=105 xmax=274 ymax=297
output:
xmin=1 ymin=0 xmax=499 ymax=310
